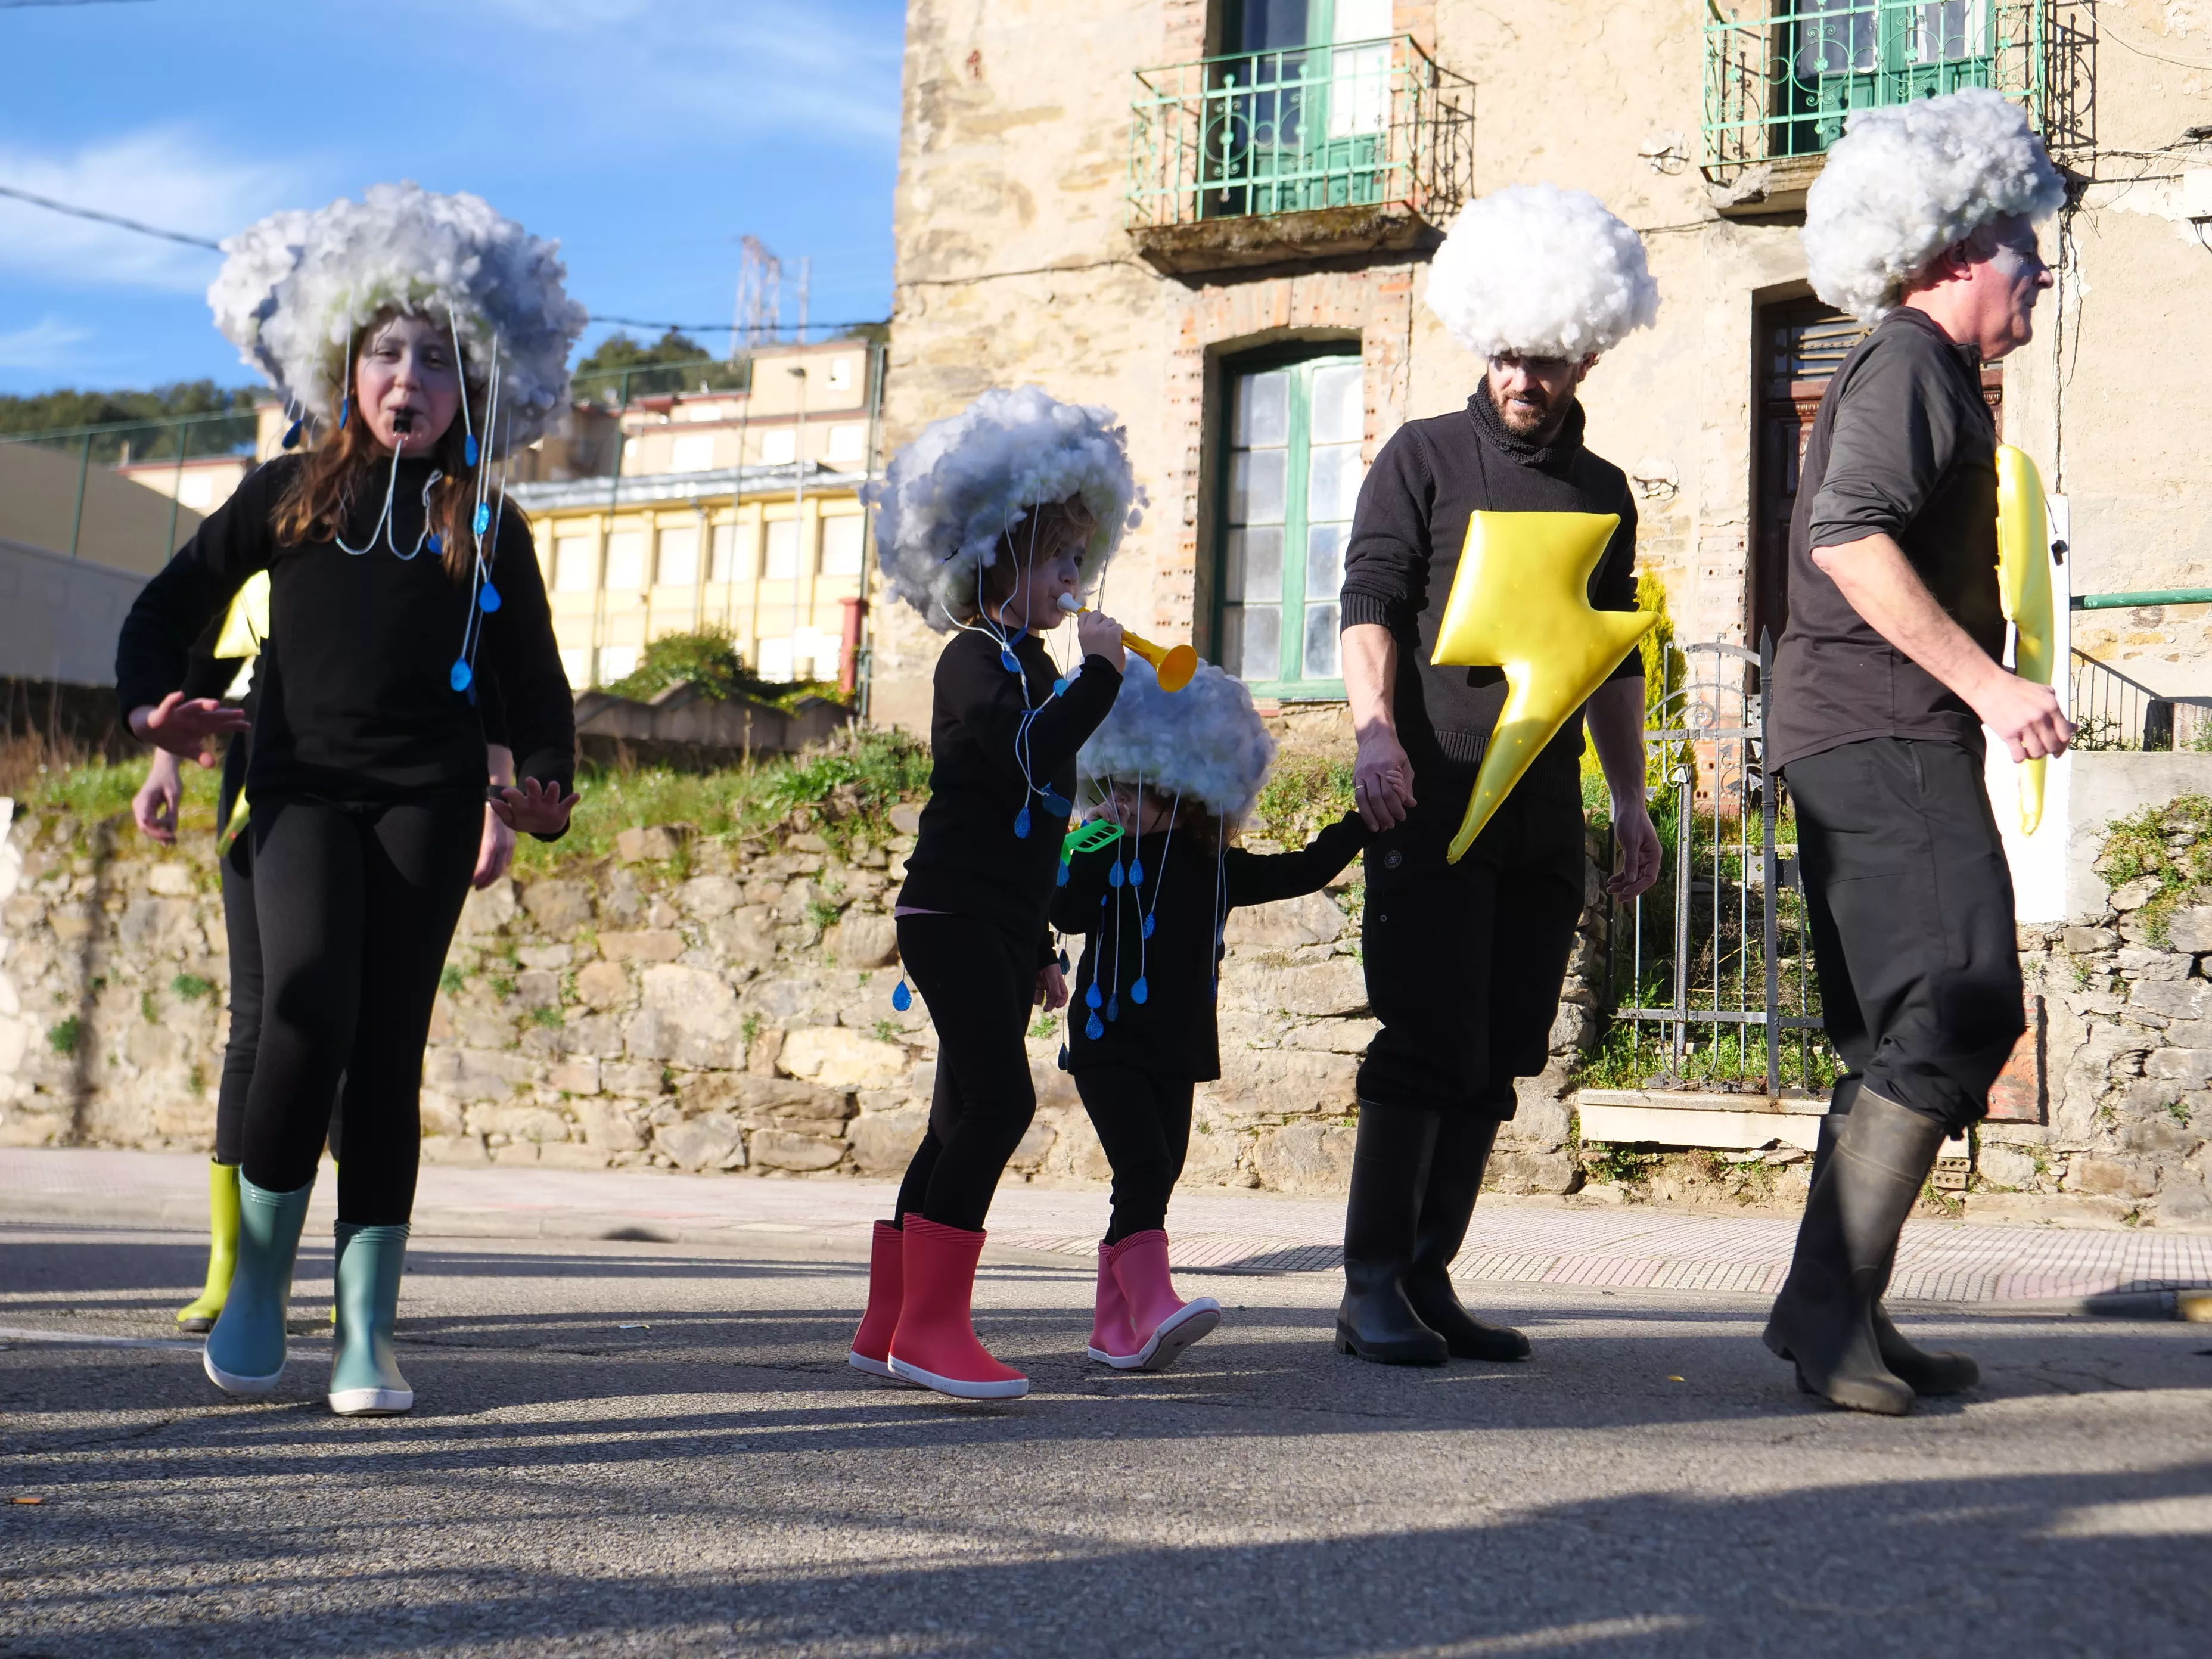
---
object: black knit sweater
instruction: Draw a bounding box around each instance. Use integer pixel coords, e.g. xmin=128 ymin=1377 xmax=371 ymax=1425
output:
xmin=115 ymin=455 xmax=571 ymax=819
xmin=1049 ymin=812 xmax=1366 ymax=1082
xmin=897 ymin=627 xmax=1122 ymax=955
xmin=1339 ymin=384 xmax=1641 ymax=795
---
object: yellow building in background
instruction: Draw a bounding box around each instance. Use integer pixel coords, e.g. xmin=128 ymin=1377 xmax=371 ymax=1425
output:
xmin=508 ymin=338 xmax=884 ymax=693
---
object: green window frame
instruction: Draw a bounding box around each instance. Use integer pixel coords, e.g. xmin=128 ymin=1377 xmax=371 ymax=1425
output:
xmin=1214 ymin=347 xmax=1363 ymax=700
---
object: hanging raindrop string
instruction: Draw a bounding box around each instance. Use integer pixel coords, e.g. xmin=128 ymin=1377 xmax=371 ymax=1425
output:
xmin=450 ymin=342 xmax=506 ymax=694
xmin=1211 ymin=827 xmax=1229 ymax=999
xmin=334 ymin=435 xmax=442 ymax=560
xmin=1132 ymin=784 xmax=1179 ymax=1007
xmin=448 ymin=309 xmax=479 ymax=469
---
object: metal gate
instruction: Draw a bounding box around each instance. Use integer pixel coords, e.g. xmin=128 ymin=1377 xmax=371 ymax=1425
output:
xmin=1602 ymin=636 xmax=1831 ymax=1096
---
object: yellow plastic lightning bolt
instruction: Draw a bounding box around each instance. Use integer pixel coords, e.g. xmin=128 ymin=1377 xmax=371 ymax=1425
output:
xmin=1430 ymin=511 xmax=1656 ymax=864
xmin=1995 ymin=445 xmax=2055 ymax=835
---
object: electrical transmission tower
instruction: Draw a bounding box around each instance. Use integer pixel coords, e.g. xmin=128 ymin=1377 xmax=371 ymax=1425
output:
xmin=731 ymin=236 xmax=782 ymax=359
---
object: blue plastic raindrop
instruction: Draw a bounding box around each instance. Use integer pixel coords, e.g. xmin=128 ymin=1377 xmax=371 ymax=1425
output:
xmin=449 ymin=660 xmax=474 ymax=692
xmin=1132 ymin=977 xmax=1148 ymax=1005
xmin=1085 ymin=1012 xmax=1104 ymax=1040
xmin=478 ymin=583 xmax=501 ymax=613
xmin=1105 ymin=995 xmax=1120 ymax=1021
xmin=1142 ymin=914 xmax=1156 ymax=939
xmin=1085 ymin=983 xmax=1102 ymax=1010
xmin=1129 ymin=859 xmax=1144 ymax=883
xmin=426 ymin=532 xmax=443 ymax=556
xmin=338 ymin=395 xmax=350 ymax=430
xmin=891 ymin=980 xmax=912 ymax=1012
xmin=474 ymin=502 xmax=491 ymax=536
xmin=465 ymin=433 xmax=480 ymax=467
xmin=1107 ymin=862 xmax=1124 ymax=888
xmin=1058 ymin=949 xmax=1070 ymax=973
xmin=1013 ymin=805 xmax=1032 ymax=840
xmin=1055 ymin=859 xmax=1070 ymax=886
xmin=1041 ymin=791 xmax=1071 ymax=816
xmin=1057 ymin=1043 xmax=1069 ymax=1070
xmin=1052 ymin=677 xmax=1068 ymax=697
xmin=282 ymin=418 xmax=303 ymax=450
xmin=999 ymin=649 xmax=1020 ymax=674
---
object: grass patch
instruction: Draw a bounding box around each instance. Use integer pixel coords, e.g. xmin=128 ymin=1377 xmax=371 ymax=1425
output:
xmin=439 ymin=965 xmax=467 ymax=996
xmin=45 ymin=1015 xmax=82 ymax=1056
xmin=1583 ymin=1142 xmax=1658 ymax=1185
xmin=527 ymin=1006 xmax=563 ymax=1030
xmin=2093 ymin=793 xmax=2212 ymax=946
xmin=170 ymin=973 xmax=215 ymax=1001
xmin=511 ymin=726 xmax=931 ymax=875
xmin=1251 ymin=753 xmax=1355 ymax=847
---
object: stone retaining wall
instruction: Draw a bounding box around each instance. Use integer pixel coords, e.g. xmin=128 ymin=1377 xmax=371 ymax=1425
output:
xmin=0 ymin=796 xmax=1608 ymax=1198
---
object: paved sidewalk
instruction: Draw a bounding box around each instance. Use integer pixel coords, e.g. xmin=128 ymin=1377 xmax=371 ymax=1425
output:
xmin=9 ymin=1147 xmax=2210 ymax=1308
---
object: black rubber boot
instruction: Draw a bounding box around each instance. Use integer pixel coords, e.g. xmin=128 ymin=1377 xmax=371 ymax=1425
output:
xmin=1405 ymin=1114 xmax=1530 ymax=1361
xmin=1335 ymin=1101 xmax=1449 ymax=1366
xmin=1763 ymin=1091 xmax=1945 ymax=1415
xmin=1788 ymin=1114 xmax=1978 ymax=1396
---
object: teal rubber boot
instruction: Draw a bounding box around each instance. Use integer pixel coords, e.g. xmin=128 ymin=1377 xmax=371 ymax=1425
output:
xmin=203 ymin=1175 xmax=314 ymax=1397
xmin=330 ymin=1222 xmax=413 ymax=1416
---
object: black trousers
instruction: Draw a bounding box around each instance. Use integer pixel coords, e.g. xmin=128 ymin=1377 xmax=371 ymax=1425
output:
xmin=1073 ymin=1062 xmax=1195 ymax=1243
xmin=1784 ymin=737 xmax=2024 ymax=1133
xmin=1357 ymin=778 xmax=1587 ymax=1117
xmin=892 ymin=913 xmax=1039 ymax=1232
xmin=238 ymin=792 xmax=478 ymax=1223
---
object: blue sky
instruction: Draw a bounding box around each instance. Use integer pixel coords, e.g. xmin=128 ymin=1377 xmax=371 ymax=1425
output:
xmin=0 ymin=0 xmax=905 ymax=396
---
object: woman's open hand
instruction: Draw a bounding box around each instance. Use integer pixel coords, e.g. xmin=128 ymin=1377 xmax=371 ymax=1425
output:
xmin=490 ymin=778 xmax=580 ymax=838
xmin=128 ymin=692 xmax=249 ymax=767
xmin=473 ymin=803 xmax=516 ymax=887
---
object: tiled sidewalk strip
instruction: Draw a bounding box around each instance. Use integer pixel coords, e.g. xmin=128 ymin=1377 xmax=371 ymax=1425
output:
xmin=999 ymin=1217 xmax=2212 ymax=1306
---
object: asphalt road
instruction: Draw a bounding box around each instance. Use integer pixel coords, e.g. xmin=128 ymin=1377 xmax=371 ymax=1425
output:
xmin=2 ymin=1222 xmax=2208 ymax=1658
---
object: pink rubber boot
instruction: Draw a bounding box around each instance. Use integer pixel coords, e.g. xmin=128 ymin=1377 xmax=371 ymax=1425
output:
xmin=1105 ymin=1230 xmax=1221 ymax=1373
xmin=887 ymin=1217 xmax=1029 ymax=1399
xmin=1086 ymin=1239 xmax=1141 ymax=1365
xmin=847 ymin=1220 xmax=907 ymax=1380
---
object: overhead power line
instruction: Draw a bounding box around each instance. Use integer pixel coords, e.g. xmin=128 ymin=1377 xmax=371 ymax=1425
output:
xmin=0 ymin=181 xmax=222 ymax=248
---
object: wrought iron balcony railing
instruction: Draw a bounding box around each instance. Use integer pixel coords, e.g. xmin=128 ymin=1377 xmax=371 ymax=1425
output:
xmin=1126 ymin=35 xmax=1474 ymax=264
xmin=1702 ymin=0 xmax=2053 ymax=181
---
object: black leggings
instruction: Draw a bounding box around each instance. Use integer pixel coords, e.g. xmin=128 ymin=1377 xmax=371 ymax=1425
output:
xmin=1073 ymin=1063 xmax=1194 ymax=1242
xmin=891 ymin=913 xmax=1038 ymax=1232
xmin=238 ymin=792 xmax=477 ymax=1224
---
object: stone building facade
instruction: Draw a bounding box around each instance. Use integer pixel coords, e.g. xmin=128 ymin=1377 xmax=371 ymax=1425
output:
xmin=867 ymin=0 xmax=2212 ymax=731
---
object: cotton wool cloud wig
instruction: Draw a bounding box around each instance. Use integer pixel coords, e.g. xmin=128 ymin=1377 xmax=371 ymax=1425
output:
xmin=1079 ymin=656 xmax=1277 ymax=826
xmin=1424 ymin=183 xmax=1660 ymax=361
xmin=866 ymin=386 xmax=1144 ymax=628
xmin=209 ymin=182 xmax=588 ymax=453
xmin=1803 ymin=88 xmax=2065 ymax=323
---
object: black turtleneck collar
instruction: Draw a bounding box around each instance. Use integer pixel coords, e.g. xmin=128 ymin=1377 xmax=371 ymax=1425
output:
xmin=1467 ymin=377 xmax=1587 ymax=473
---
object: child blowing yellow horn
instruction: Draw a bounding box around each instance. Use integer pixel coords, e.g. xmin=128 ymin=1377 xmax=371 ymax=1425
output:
xmin=1057 ymin=593 xmax=1198 ymax=692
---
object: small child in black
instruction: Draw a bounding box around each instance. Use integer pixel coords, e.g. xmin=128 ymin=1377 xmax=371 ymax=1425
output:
xmin=1051 ymin=666 xmax=1366 ymax=1371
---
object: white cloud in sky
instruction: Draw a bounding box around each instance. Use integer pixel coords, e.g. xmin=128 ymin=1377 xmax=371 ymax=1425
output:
xmin=0 ymin=128 xmax=301 ymax=294
xmin=0 ymin=316 xmax=94 ymax=372
xmin=468 ymin=0 xmax=902 ymax=146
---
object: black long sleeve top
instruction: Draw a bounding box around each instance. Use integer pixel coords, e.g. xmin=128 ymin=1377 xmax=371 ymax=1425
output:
xmin=1339 ymin=384 xmax=1641 ymax=797
xmin=1049 ymin=811 xmax=1367 ymax=1082
xmin=114 ymin=455 xmax=573 ymax=825
xmin=897 ymin=627 xmax=1122 ymax=953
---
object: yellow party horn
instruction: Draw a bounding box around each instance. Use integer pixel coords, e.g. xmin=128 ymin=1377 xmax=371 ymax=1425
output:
xmin=1056 ymin=595 xmax=1198 ymax=692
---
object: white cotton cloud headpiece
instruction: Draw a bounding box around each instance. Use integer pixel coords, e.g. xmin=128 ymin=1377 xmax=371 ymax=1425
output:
xmin=208 ymin=181 xmax=589 ymax=453
xmin=1425 ymin=183 xmax=1660 ymax=360
xmin=1079 ymin=656 xmax=1277 ymax=825
xmin=865 ymin=386 xmax=1145 ymax=629
xmin=1803 ymin=89 xmax=2065 ymax=323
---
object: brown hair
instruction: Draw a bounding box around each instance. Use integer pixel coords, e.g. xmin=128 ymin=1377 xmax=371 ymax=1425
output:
xmin=272 ymin=313 xmax=487 ymax=585
xmin=972 ymin=493 xmax=1098 ymax=616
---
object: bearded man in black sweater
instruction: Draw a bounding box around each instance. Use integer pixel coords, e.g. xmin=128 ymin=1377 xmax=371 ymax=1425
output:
xmin=1334 ymin=185 xmax=1664 ymax=1366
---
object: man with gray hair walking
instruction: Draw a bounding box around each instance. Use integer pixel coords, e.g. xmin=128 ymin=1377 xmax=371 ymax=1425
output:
xmin=1765 ymin=89 xmax=2073 ymax=1415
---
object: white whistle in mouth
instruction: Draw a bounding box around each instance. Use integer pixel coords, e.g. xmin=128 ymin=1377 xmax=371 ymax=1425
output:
xmin=1055 ymin=592 xmax=1081 ymax=614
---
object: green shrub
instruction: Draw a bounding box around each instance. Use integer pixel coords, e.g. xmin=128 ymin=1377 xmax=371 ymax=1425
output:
xmin=45 ymin=1015 xmax=82 ymax=1056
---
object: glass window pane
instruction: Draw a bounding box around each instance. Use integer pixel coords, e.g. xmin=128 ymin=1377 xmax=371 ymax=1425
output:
xmin=1233 ymin=605 xmax=1279 ymax=681
xmin=1307 ymin=442 xmax=1362 ymax=523
xmin=1310 ymin=360 xmax=1362 ymax=445
xmin=820 ymin=515 xmax=865 ymax=576
xmin=709 ymin=522 xmax=747 ymax=582
xmin=1303 ymin=602 xmax=1341 ymax=679
xmin=1234 ymin=370 xmax=1289 ymax=447
xmin=655 ymin=526 xmax=699 ymax=588
xmin=1306 ymin=522 xmax=1346 ymax=599
xmin=1230 ymin=450 xmax=1287 ymax=524
xmin=1226 ymin=526 xmax=1282 ymax=602
xmin=554 ymin=536 xmax=595 ymax=592
xmin=764 ymin=520 xmax=799 ymax=579
xmin=604 ymin=530 xmax=645 ymax=591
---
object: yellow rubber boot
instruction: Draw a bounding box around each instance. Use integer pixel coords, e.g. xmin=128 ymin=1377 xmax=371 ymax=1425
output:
xmin=176 ymin=1162 xmax=241 ymax=1332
